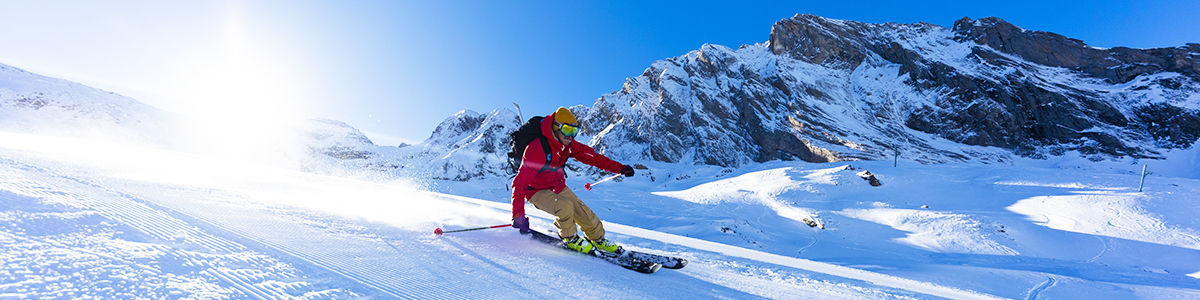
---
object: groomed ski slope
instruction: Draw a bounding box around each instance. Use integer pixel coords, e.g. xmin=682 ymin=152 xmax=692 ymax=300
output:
xmin=0 ymin=132 xmax=967 ymax=299
xmin=2 ymin=131 xmax=1199 ymax=298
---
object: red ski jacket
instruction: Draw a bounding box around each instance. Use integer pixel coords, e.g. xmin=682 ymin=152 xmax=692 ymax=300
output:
xmin=511 ymin=113 xmax=625 ymax=219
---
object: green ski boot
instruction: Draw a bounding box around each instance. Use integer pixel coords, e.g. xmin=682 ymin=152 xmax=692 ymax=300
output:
xmin=563 ymin=236 xmax=593 ymax=253
xmin=590 ymin=237 xmax=622 ymax=255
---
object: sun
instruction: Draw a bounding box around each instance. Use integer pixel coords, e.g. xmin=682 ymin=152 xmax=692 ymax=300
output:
xmin=173 ymin=1 xmax=312 ymax=165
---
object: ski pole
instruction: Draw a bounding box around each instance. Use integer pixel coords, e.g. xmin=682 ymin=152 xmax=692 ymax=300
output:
xmin=584 ymin=173 xmax=623 ymax=191
xmin=434 ymin=224 xmax=511 ymax=236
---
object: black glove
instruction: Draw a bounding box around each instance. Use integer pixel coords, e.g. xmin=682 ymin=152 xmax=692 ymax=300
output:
xmin=621 ymin=165 xmax=635 ymax=177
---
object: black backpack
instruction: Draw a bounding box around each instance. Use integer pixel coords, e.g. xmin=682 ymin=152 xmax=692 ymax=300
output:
xmin=507 ymin=116 xmax=552 ymax=174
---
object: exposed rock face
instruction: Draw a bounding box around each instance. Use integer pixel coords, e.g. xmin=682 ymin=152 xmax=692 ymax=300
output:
xmin=575 ymin=14 xmax=1199 ymax=166
xmin=922 ymin=16 xmax=1199 ymax=157
xmin=952 ymin=17 xmax=1200 ymax=83
xmin=422 ymin=109 xmax=517 ymax=158
xmin=581 ymin=44 xmax=860 ymax=167
xmin=769 ymin=15 xmax=876 ymax=68
xmin=424 ymin=110 xmax=488 ymax=151
xmin=407 ymin=109 xmax=520 ymax=181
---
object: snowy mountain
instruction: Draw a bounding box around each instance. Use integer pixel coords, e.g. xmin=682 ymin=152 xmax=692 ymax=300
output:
xmin=576 ymin=15 xmax=1200 ymax=167
xmin=381 ymin=109 xmax=522 ymax=181
xmin=295 ymin=118 xmax=406 ymax=176
xmin=347 ymin=15 xmax=1200 ymax=182
xmin=411 ymin=109 xmax=521 ymax=180
xmin=0 ymin=63 xmax=176 ymax=142
xmin=297 ymin=108 xmax=524 ymax=181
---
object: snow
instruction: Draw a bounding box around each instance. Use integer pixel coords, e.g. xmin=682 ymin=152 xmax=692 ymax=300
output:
xmin=3 ymin=129 xmax=1200 ymax=298
xmin=0 ymin=63 xmax=174 ymax=143
xmin=652 ymin=166 xmax=825 ymax=227
xmin=838 ymin=208 xmax=1019 ymax=256
xmin=1008 ymin=192 xmax=1200 ymax=250
xmin=0 ymin=132 xmax=937 ymax=298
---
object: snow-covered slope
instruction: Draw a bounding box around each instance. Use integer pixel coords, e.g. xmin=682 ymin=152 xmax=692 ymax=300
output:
xmin=2 ymin=132 xmax=1198 ymax=298
xmin=0 ymin=63 xmax=175 ymax=142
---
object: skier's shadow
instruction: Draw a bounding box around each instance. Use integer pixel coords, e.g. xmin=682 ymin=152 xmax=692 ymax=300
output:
xmin=434 ymin=235 xmax=586 ymax=298
xmin=438 ymin=237 xmax=520 ymax=275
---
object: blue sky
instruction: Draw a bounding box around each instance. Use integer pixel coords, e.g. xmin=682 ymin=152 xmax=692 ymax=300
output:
xmin=1 ymin=1 xmax=1197 ymax=145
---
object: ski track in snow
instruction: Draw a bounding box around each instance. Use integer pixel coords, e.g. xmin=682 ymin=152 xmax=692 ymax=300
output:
xmin=0 ymin=148 xmax=1007 ymax=299
xmin=0 ymin=158 xmax=356 ymax=299
xmin=1008 ymin=192 xmax=1200 ymax=250
xmin=1025 ymin=277 xmax=1056 ymax=300
xmin=0 ymin=149 xmax=939 ymax=299
xmin=1087 ymin=236 xmax=1108 ymax=263
xmin=4 ymin=137 xmax=1200 ymax=298
xmin=438 ymin=192 xmax=1003 ymax=300
xmin=0 ymin=159 xmax=494 ymax=299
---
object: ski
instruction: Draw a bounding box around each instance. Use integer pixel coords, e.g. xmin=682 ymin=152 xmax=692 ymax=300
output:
xmin=626 ymin=250 xmax=687 ymax=269
xmin=527 ymin=229 xmax=661 ymax=274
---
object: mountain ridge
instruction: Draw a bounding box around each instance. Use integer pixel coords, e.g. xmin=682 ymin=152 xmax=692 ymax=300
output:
xmin=2 ymin=14 xmax=1196 ymax=183
xmin=406 ymin=14 xmax=1197 ymax=180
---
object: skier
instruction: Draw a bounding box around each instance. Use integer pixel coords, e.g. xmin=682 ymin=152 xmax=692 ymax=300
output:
xmin=510 ymin=107 xmax=635 ymax=254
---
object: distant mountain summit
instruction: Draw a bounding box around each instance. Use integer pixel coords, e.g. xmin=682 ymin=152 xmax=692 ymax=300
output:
xmin=562 ymin=14 xmax=1199 ymax=168
xmin=951 ymin=17 xmax=1200 ymax=83
xmin=412 ymin=109 xmax=519 ymax=180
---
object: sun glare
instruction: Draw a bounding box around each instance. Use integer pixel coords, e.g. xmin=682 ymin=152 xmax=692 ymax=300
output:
xmin=173 ymin=1 xmax=312 ymax=165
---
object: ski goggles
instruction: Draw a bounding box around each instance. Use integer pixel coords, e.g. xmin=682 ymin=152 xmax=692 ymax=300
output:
xmin=557 ymin=122 xmax=580 ymax=137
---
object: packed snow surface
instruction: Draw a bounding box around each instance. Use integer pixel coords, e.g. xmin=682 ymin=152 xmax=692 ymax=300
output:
xmin=2 ymin=131 xmax=1198 ymax=298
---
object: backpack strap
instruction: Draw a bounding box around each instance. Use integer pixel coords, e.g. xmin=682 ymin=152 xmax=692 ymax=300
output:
xmin=536 ymin=135 xmax=555 ymax=173
xmin=541 ymin=136 xmax=552 ymax=162
xmin=536 ymin=135 xmax=572 ymax=174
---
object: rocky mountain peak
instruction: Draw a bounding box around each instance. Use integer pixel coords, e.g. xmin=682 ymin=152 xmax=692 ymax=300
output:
xmin=768 ymin=14 xmax=872 ymax=69
xmin=952 ymin=17 xmax=1027 ymax=36
xmin=583 ymin=15 xmax=1200 ymax=166
xmin=952 ymin=16 xmax=1200 ymax=83
xmin=424 ymin=110 xmax=488 ymax=148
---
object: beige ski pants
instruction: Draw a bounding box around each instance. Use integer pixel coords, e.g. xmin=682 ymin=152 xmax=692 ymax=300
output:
xmin=527 ymin=187 xmax=605 ymax=241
